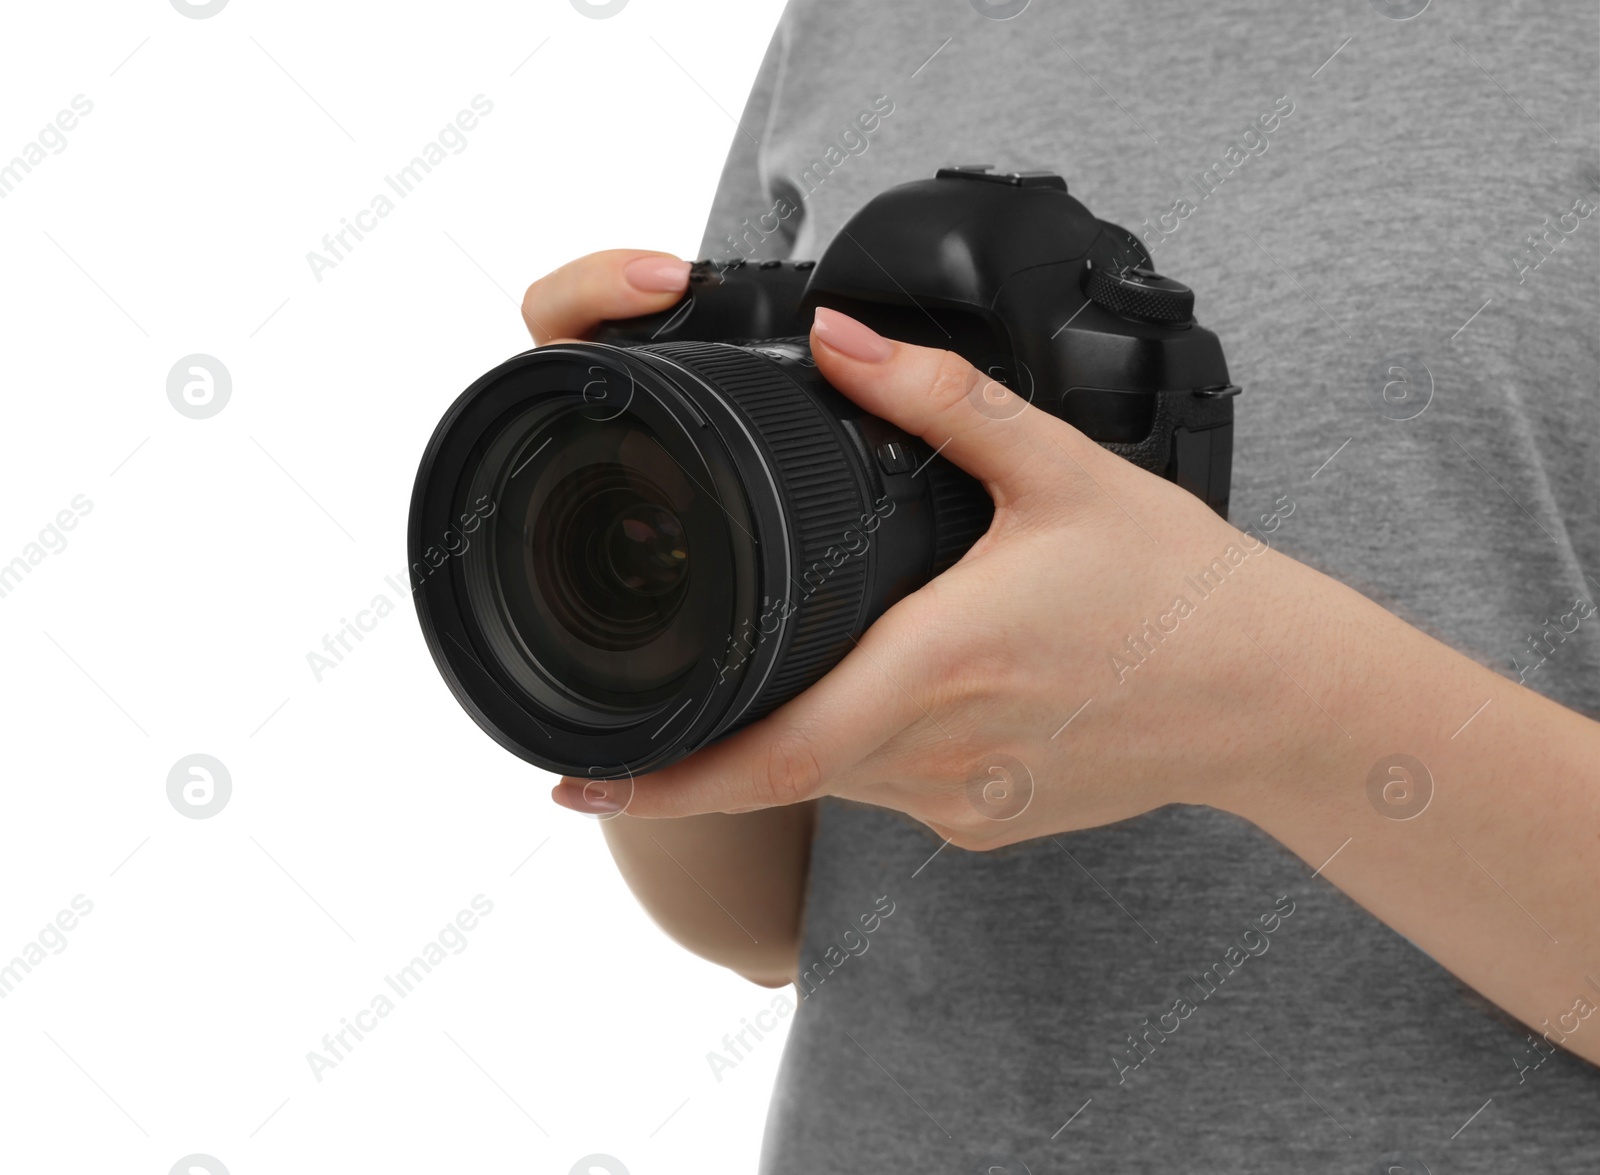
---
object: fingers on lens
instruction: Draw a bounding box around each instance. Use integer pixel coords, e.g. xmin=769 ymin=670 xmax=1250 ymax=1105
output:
xmin=580 ymin=772 xmax=636 ymax=818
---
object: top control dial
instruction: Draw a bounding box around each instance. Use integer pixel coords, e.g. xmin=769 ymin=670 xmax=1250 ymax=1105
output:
xmin=1083 ymin=262 xmax=1194 ymax=326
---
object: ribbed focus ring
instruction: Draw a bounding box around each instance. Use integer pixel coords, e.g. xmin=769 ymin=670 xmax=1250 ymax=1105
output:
xmin=926 ymin=457 xmax=995 ymax=576
xmin=639 ymin=341 xmax=871 ymax=719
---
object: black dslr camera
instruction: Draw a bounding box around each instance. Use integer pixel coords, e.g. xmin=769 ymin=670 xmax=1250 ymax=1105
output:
xmin=409 ymin=167 xmax=1239 ymax=777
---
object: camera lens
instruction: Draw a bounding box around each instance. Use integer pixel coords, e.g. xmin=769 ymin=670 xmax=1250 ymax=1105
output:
xmin=409 ymin=342 xmax=991 ymax=777
xmin=464 ymin=403 xmax=731 ymax=713
xmin=535 ymin=468 xmax=690 ymax=646
xmin=605 ymin=503 xmax=689 ymax=597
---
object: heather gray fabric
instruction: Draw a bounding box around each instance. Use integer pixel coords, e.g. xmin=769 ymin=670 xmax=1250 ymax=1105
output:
xmin=699 ymin=3 xmax=1600 ymax=1172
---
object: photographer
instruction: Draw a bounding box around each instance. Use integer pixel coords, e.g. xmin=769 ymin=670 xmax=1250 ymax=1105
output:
xmin=530 ymin=3 xmax=1600 ymax=1171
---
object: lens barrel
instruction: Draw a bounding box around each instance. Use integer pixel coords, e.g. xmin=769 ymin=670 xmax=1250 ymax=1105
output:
xmin=409 ymin=339 xmax=990 ymax=778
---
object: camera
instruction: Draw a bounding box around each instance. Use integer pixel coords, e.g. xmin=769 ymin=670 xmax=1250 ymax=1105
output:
xmin=409 ymin=166 xmax=1240 ymax=778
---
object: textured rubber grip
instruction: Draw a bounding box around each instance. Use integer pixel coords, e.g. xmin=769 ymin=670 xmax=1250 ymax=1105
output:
xmin=1098 ymin=388 xmax=1235 ymax=489
xmin=638 ymin=341 xmax=871 ymax=718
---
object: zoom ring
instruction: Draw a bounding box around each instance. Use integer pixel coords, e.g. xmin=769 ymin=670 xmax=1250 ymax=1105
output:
xmin=639 ymin=342 xmax=871 ymax=721
xmin=925 ymin=456 xmax=995 ymax=576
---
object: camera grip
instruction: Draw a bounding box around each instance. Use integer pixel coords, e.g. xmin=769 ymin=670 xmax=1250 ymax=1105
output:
xmin=1096 ymin=388 xmax=1235 ymax=518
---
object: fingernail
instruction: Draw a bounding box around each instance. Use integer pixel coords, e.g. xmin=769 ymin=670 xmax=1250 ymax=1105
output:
xmin=624 ymin=256 xmax=691 ymax=294
xmin=813 ymin=306 xmax=894 ymax=362
xmin=552 ymin=780 xmax=624 ymax=814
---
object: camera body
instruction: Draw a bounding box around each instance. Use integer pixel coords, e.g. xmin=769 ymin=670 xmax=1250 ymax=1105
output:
xmin=409 ymin=167 xmax=1240 ymax=777
xmin=596 ymin=165 xmax=1238 ymax=513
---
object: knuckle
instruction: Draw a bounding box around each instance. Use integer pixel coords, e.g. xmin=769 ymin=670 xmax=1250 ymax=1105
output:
xmin=927 ymin=349 xmax=984 ymax=418
xmin=934 ymin=800 xmax=1009 ymax=853
xmin=758 ymin=729 xmax=826 ymax=807
xmin=900 ymin=589 xmax=989 ymax=680
xmin=946 ymin=824 xmax=1010 ymax=852
xmin=924 ymin=804 xmax=999 ymax=852
xmin=942 ymin=825 xmax=988 ymax=852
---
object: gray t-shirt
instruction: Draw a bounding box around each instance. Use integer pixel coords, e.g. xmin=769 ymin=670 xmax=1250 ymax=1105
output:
xmin=699 ymin=3 xmax=1600 ymax=1172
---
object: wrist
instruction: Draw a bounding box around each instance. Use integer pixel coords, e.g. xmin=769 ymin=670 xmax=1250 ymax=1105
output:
xmin=1212 ymin=556 xmax=1482 ymax=839
xmin=1202 ymin=552 xmax=1392 ymax=828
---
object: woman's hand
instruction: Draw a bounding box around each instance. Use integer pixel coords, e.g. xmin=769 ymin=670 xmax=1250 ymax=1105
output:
xmin=553 ymin=305 xmax=1352 ymax=847
xmin=520 ymin=248 xmax=693 ymax=344
xmin=542 ymin=283 xmax=1600 ymax=1064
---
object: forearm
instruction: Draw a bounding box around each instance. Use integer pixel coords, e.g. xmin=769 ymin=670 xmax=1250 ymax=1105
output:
xmin=1230 ymin=561 xmax=1600 ymax=1065
xmin=599 ymin=803 xmax=816 ymax=986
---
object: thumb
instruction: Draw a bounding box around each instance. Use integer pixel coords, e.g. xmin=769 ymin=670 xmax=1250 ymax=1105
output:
xmin=810 ymin=307 xmax=1085 ymax=507
xmin=521 ymin=249 xmax=691 ymax=344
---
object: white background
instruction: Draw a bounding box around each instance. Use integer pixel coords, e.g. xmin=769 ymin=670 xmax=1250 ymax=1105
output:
xmin=0 ymin=2 xmax=791 ymax=1172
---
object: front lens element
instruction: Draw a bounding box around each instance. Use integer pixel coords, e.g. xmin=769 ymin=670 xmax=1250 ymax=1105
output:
xmin=463 ymin=400 xmax=737 ymax=715
xmin=605 ymin=503 xmax=690 ymax=595
xmin=532 ymin=464 xmax=691 ymax=650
